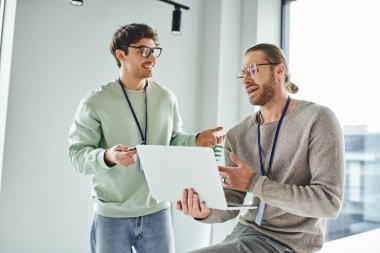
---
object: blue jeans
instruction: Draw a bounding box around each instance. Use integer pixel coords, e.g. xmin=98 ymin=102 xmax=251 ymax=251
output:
xmin=91 ymin=208 xmax=175 ymax=253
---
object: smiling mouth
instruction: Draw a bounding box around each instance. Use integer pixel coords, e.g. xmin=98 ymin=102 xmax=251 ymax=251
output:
xmin=247 ymin=86 xmax=259 ymax=95
xmin=142 ymin=62 xmax=154 ymax=70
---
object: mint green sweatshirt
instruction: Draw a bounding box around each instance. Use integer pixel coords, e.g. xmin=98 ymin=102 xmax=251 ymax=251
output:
xmin=69 ymin=80 xmax=196 ymax=217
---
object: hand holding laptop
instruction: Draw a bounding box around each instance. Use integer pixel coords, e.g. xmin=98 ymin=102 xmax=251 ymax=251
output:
xmin=176 ymin=151 xmax=257 ymax=219
xmin=176 ymin=188 xmax=211 ymax=220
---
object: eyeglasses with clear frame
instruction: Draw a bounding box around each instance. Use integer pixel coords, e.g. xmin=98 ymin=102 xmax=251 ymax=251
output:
xmin=126 ymin=45 xmax=162 ymax=58
xmin=236 ymin=63 xmax=278 ymax=80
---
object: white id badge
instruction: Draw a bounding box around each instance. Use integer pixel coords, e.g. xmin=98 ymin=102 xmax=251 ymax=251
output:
xmin=255 ymin=200 xmax=266 ymax=225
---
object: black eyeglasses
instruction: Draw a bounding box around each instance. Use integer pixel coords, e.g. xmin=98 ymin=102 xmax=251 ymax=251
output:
xmin=236 ymin=63 xmax=278 ymax=79
xmin=126 ymin=45 xmax=162 ymax=58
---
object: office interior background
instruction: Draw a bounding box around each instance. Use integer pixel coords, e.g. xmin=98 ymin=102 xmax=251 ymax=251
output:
xmin=0 ymin=0 xmax=379 ymax=252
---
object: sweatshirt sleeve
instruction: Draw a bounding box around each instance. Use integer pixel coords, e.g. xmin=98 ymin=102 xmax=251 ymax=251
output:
xmin=68 ymin=100 xmax=111 ymax=175
xmin=249 ymin=107 xmax=345 ymax=219
xmin=169 ymin=95 xmax=197 ymax=146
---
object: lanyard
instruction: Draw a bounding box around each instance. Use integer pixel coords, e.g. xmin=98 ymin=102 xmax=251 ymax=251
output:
xmin=117 ymin=78 xmax=147 ymax=145
xmin=257 ymin=96 xmax=290 ymax=176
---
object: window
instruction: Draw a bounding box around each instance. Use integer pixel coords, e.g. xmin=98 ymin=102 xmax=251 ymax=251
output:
xmin=0 ymin=0 xmax=6 ymax=55
xmin=0 ymin=0 xmax=16 ymax=190
xmin=288 ymin=0 xmax=380 ymax=241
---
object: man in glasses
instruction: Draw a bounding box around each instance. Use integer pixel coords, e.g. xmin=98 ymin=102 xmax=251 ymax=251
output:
xmin=69 ymin=23 xmax=224 ymax=253
xmin=177 ymin=43 xmax=345 ymax=253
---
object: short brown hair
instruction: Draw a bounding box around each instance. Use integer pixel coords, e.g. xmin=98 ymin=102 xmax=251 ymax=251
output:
xmin=109 ymin=23 xmax=158 ymax=68
xmin=246 ymin=43 xmax=298 ymax=94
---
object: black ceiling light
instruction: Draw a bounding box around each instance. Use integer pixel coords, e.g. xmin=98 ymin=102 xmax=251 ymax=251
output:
xmin=70 ymin=0 xmax=83 ymax=6
xmin=158 ymin=0 xmax=190 ymax=35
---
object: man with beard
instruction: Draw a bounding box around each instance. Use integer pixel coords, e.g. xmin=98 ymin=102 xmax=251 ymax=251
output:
xmin=69 ymin=23 xmax=224 ymax=253
xmin=176 ymin=43 xmax=345 ymax=253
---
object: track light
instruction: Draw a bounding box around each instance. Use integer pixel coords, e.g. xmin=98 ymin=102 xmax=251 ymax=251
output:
xmin=158 ymin=0 xmax=190 ymax=35
xmin=70 ymin=0 xmax=83 ymax=6
xmin=172 ymin=7 xmax=182 ymax=35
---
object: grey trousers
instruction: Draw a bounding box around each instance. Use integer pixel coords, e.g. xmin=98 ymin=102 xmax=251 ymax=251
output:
xmin=188 ymin=223 xmax=296 ymax=253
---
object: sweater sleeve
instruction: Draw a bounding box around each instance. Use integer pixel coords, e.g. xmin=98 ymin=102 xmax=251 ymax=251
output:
xmin=169 ymin=95 xmax=197 ymax=146
xmin=68 ymin=101 xmax=111 ymax=175
xmin=249 ymin=107 xmax=345 ymax=219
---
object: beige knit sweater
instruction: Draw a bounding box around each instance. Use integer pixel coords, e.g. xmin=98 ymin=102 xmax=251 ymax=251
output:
xmin=201 ymin=100 xmax=345 ymax=253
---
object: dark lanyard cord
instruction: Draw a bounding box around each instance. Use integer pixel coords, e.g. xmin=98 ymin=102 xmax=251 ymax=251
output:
xmin=118 ymin=78 xmax=147 ymax=144
xmin=257 ymin=96 xmax=290 ymax=176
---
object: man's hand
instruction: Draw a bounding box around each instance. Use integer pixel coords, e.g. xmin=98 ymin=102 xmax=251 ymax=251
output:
xmin=104 ymin=144 xmax=137 ymax=167
xmin=196 ymin=126 xmax=225 ymax=147
xmin=176 ymin=189 xmax=211 ymax=219
xmin=218 ymin=152 xmax=256 ymax=192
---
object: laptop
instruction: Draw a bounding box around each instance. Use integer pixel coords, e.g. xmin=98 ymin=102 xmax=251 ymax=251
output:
xmin=136 ymin=145 xmax=257 ymax=210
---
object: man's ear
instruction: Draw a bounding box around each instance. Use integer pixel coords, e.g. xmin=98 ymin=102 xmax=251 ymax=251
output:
xmin=275 ymin=63 xmax=286 ymax=77
xmin=115 ymin=49 xmax=126 ymax=63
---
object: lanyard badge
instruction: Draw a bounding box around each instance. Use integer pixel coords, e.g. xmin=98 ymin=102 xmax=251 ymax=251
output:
xmin=255 ymin=96 xmax=290 ymax=226
xmin=118 ymin=78 xmax=148 ymax=171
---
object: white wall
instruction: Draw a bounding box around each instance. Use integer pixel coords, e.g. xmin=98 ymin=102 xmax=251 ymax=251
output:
xmin=0 ymin=0 xmax=281 ymax=252
xmin=238 ymin=0 xmax=282 ymax=121
xmin=0 ymin=0 xmax=203 ymax=252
